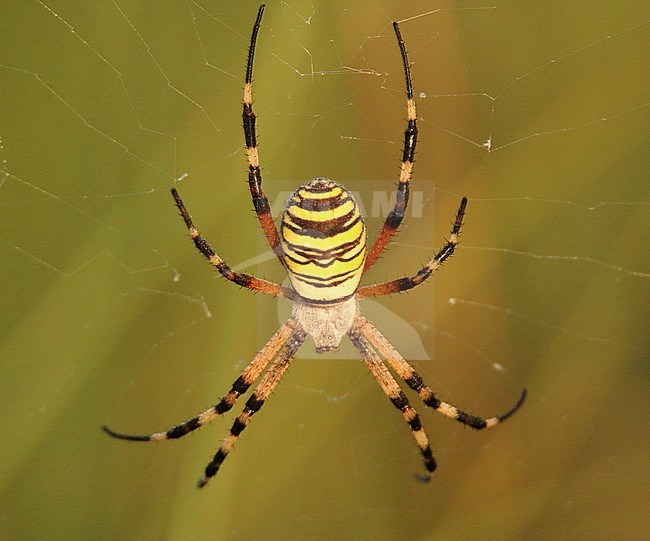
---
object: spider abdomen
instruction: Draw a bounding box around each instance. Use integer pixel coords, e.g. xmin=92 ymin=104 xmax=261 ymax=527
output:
xmin=281 ymin=178 xmax=367 ymax=304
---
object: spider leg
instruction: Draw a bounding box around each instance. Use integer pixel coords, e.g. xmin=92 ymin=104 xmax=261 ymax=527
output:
xmin=242 ymin=4 xmax=284 ymax=263
xmin=348 ymin=326 xmax=437 ymax=481
xmin=171 ymin=188 xmax=295 ymax=299
xmin=357 ymin=197 xmax=467 ymax=298
xmin=198 ymin=325 xmax=307 ymax=487
xmin=364 ymin=21 xmax=417 ymax=272
xmin=358 ymin=316 xmax=527 ymax=428
xmin=103 ymin=320 xmax=298 ymax=442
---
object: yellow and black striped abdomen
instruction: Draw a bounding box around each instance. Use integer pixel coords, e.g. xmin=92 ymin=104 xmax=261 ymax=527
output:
xmin=281 ymin=178 xmax=366 ymax=304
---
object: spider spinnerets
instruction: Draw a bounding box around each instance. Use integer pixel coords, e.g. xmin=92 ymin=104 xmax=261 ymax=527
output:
xmin=103 ymin=3 xmax=526 ymax=488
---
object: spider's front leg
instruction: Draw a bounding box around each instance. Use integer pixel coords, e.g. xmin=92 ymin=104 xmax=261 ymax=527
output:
xmin=349 ymin=326 xmax=437 ymax=480
xmin=358 ymin=317 xmax=527 ymax=429
xmin=198 ymin=325 xmax=307 ymax=487
xmin=103 ymin=320 xmax=298 ymax=443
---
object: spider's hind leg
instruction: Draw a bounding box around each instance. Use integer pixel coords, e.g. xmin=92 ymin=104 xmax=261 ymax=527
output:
xmin=241 ymin=4 xmax=284 ymax=262
xmin=364 ymin=21 xmax=418 ymax=272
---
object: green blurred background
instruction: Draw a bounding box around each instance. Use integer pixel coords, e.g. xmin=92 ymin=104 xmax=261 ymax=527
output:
xmin=1 ymin=1 xmax=648 ymax=540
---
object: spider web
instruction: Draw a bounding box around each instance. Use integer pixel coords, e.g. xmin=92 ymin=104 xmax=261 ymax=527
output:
xmin=1 ymin=1 xmax=648 ymax=540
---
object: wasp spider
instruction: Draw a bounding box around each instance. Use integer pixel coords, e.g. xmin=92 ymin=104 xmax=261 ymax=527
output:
xmin=103 ymin=4 xmax=526 ymax=488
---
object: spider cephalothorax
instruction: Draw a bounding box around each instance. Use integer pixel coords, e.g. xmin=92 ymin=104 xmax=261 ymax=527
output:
xmin=104 ymin=4 xmax=526 ymax=488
